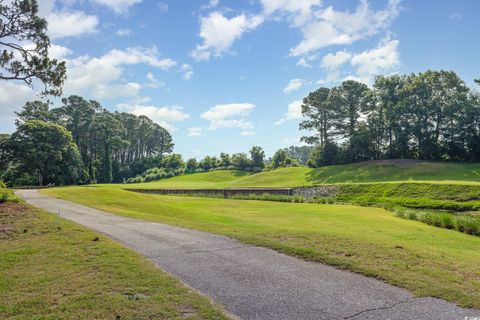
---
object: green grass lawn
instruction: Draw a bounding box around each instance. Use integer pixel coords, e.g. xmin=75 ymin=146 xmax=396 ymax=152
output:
xmin=0 ymin=201 xmax=227 ymax=320
xmin=43 ymin=186 xmax=480 ymax=309
xmin=120 ymin=160 xmax=480 ymax=189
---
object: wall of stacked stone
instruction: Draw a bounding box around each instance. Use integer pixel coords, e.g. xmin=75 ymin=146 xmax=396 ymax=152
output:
xmin=291 ymin=186 xmax=338 ymax=198
xmin=127 ymin=186 xmax=338 ymax=198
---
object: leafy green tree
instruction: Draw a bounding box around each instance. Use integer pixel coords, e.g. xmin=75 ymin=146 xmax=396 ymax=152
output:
xmin=162 ymin=154 xmax=184 ymax=171
xmin=0 ymin=0 xmax=66 ymax=96
xmin=219 ymin=152 xmax=231 ymax=167
xmin=249 ymin=146 xmax=265 ymax=169
xmin=0 ymin=134 xmax=11 ymax=172
xmin=231 ymin=153 xmax=250 ymax=170
xmin=91 ymin=113 xmax=125 ymax=183
xmin=9 ymin=120 xmax=83 ymax=185
xmin=308 ymin=141 xmax=339 ymax=167
xmin=15 ymin=100 xmax=52 ymax=125
xmin=271 ymin=149 xmax=290 ymax=169
xmin=300 ymin=87 xmax=337 ymax=145
xmin=185 ymin=158 xmax=198 ymax=173
xmin=283 ymin=146 xmax=313 ymax=165
xmin=199 ymin=156 xmax=214 ymax=170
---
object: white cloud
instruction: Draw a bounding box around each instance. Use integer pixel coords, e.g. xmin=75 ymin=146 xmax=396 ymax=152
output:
xmin=146 ymin=72 xmax=165 ymax=88
xmin=350 ymin=39 xmax=400 ymax=84
xmin=241 ymin=130 xmax=255 ymax=136
xmin=201 ymin=103 xmax=255 ymax=130
xmin=188 ymin=127 xmax=204 ymax=137
xmin=62 ymin=47 xmax=177 ymax=98
xmin=275 ymin=100 xmax=303 ymax=125
xmin=201 ymin=0 xmax=220 ymax=10
xmin=116 ymin=28 xmax=132 ymax=36
xmin=284 ymin=78 xmax=304 ymax=93
xmin=0 ymin=83 xmax=38 ymax=132
xmin=180 ymin=64 xmax=194 ymax=80
xmin=317 ymin=39 xmax=400 ymax=85
xmin=117 ymin=103 xmax=190 ymax=131
xmin=46 ymin=10 xmax=98 ymax=39
xmin=296 ymin=57 xmax=312 ymax=68
xmin=92 ymin=0 xmax=142 ymax=14
xmin=93 ymin=82 xmax=142 ymax=98
xmin=191 ymin=12 xmax=264 ymax=60
xmin=449 ymin=13 xmax=462 ymax=20
xmin=290 ymin=0 xmax=401 ymax=56
xmin=261 ymin=0 xmax=322 ymax=26
xmin=320 ymin=50 xmax=352 ymax=82
xmin=49 ymin=44 xmax=73 ymax=60
xmin=157 ymin=2 xmax=168 ymax=13
xmin=322 ymin=50 xmax=352 ymax=70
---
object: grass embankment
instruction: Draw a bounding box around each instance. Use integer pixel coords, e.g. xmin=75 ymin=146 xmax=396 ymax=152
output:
xmin=121 ymin=160 xmax=480 ymax=189
xmin=43 ymin=186 xmax=480 ymax=309
xmin=335 ymin=183 xmax=480 ymax=235
xmin=0 ymin=201 xmax=227 ymax=319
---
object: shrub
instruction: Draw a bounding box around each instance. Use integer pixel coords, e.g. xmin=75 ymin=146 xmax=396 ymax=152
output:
xmin=0 ymin=180 xmax=17 ymax=203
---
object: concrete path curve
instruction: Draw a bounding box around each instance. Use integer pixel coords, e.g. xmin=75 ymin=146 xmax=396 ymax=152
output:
xmin=18 ymin=189 xmax=480 ymax=320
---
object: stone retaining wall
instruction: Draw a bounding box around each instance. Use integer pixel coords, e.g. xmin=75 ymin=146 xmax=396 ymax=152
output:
xmin=127 ymin=186 xmax=339 ymax=198
xmin=291 ymin=186 xmax=338 ymax=198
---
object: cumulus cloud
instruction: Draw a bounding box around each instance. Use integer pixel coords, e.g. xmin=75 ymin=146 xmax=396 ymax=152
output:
xmin=146 ymin=72 xmax=165 ymax=88
xmin=241 ymin=130 xmax=255 ymax=136
xmin=116 ymin=28 xmax=132 ymax=36
xmin=191 ymin=12 xmax=263 ymax=60
xmin=290 ymin=0 xmax=401 ymax=56
xmin=188 ymin=127 xmax=204 ymax=137
xmin=275 ymin=100 xmax=303 ymax=125
xmin=157 ymin=2 xmax=168 ymax=13
xmin=201 ymin=103 xmax=255 ymax=130
xmin=49 ymin=44 xmax=73 ymax=60
xmin=349 ymin=39 xmax=400 ymax=84
xmin=317 ymin=39 xmax=400 ymax=85
xmin=320 ymin=50 xmax=352 ymax=82
xmin=180 ymin=64 xmax=194 ymax=80
xmin=62 ymin=46 xmax=177 ymax=98
xmin=261 ymin=0 xmax=322 ymax=26
xmin=46 ymin=10 xmax=98 ymax=39
xmin=117 ymin=103 xmax=190 ymax=131
xmin=284 ymin=79 xmax=305 ymax=93
xmin=92 ymin=0 xmax=142 ymax=14
xmin=296 ymin=57 xmax=312 ymax=68
xmin=0 ymin=82 xmax=38 ymax=132
xmin=201 ymin=0 xmax=220 ymax=10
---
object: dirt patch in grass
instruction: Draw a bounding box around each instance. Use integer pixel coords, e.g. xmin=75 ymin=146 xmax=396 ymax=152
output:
xmin=0 ymin=202 xmax=32 ymax=238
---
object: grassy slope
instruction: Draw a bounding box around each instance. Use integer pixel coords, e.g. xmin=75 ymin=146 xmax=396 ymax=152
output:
xmin=0 ymin=202 xmax=227 ymax=320
xmin=121 ymin=161 xmax=480 ymax=189
xmin=43 ymin=187 xmax=480 ymax=309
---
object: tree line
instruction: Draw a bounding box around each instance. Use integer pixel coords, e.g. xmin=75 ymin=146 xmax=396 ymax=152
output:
xmin=301 ymin=71 xmax=480 ymax=167
xmin=0 ymin=96 xmax=173 ymax=186
xmin=128 ymin=147 xmax=268 ymax=183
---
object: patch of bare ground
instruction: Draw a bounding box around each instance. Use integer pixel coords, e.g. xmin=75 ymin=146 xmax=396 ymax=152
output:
xmin=0 ymin=202 xmax=32 ymax=238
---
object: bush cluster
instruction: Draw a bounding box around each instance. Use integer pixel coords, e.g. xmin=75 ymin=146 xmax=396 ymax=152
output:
xmin=0 ymin=181 xmax=17 ymax=202
xmin=394 ymin=208 xmax=480 ymax=236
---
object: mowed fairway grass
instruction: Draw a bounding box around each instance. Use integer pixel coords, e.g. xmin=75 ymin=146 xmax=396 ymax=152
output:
xmin=44 ymin=187 xmax=480 ymax=309
xmin=0 ymin=202 xmax=227 ymax=320
xmin=119 ymin=160 xmax=480 ymax=189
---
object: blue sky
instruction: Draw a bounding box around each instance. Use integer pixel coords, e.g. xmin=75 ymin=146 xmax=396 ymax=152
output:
xmin=1 ymin=0 xmax=479 ymax=158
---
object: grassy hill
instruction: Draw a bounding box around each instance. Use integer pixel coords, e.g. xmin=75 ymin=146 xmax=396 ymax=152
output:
xmin=121 ymin=160 xmax=480 ymax=189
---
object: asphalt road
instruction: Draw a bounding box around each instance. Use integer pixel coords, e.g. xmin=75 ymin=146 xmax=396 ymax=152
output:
xmin=18 ymin=189 xmax=480 ymax=320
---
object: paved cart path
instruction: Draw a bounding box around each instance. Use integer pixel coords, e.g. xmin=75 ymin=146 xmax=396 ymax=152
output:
xmin=18 ymin=190 xmax=480 ymax=320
